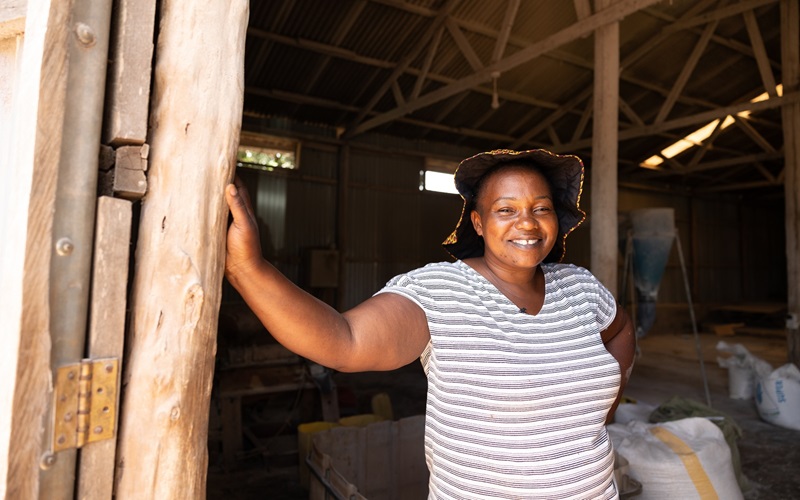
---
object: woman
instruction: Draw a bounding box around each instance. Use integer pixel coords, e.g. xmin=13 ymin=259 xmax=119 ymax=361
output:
xmin=225 ymin=149 xmax=635 ymax=499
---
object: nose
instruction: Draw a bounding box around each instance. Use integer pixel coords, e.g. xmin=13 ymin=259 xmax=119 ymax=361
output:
xmin=515 ymin=210 xmax=538 ymax=229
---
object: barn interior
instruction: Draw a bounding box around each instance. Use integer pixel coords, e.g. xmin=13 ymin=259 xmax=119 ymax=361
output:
xmin=204 ymin=1 xmax=800 ymax=498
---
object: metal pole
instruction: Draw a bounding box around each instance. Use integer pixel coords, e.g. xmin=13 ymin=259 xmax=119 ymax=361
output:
xmin=675 ymin=231 xmax=712 ymax=407
xmin=41 ymin=0 xmax=113 ymax=497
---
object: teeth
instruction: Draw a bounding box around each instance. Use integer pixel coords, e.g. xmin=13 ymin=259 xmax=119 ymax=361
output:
xmin=512 ymin=239 xmax=538 ymax=245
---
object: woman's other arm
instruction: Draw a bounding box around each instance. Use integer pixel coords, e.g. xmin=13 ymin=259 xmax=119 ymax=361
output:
xmin=224 ymin=178 xmax=430 ymax=372
xmin=600 ymin=306 xmax=636 ymax=424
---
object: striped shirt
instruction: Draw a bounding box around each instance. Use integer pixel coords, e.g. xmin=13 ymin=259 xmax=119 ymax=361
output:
xmin=377 ymin=260 xmax=620 ymax=499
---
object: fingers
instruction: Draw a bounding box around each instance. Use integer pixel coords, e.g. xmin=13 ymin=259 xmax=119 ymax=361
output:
xmin=226 ymin=182 xmax=253 ymax=227
xmin=234 ymin=176 xmax=256 ymax=220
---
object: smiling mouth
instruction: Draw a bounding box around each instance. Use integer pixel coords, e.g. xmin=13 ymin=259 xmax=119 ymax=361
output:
xmin=511 ymin=239 xmax=541 ymax=246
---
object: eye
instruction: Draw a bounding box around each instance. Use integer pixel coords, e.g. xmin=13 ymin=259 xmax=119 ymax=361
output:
xmin=533 ymin=206 xmax=552 ymax=214
xmin=497 ymin=207 xmax=514 ymax=214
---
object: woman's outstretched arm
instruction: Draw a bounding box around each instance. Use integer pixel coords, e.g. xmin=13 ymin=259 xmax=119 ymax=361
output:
xmin=224 ymin=178 xmax=430 ymax=372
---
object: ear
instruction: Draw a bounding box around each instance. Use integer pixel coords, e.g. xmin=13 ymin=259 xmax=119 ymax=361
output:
xmin=470 ymin=209 xmax=483 ymax=237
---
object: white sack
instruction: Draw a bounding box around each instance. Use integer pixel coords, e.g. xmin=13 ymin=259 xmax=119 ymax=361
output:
xmin=608 ymin=417 xmax=742 ymax=500
xmin=716 ymin=341 xmax=773 ymax=400
xmin=755 ymin=363 xmax=800 ymax=431
xmin=614 ymin=401 xmax=657 ymax=425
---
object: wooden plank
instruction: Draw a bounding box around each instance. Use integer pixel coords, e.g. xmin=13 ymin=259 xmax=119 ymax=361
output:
xmin=411 ymin=25 xmax=443 ymax=100
xmin=781 ymin=0 xmax=800 ymax=367
xmin=574 ymin=0 xmax=592 ymax=20
xmin=112 ymin=0 xmax=248 ymax=497
xmin=77 ymin=196 xmax=132 ymax=500
xmin=491 ymin=0 xmax=520 ymax=63
xmin=446 ymin=17 xmax=483 ymax=71
xmin=591 ymin=0 xmax=620 ymax=296
xmin=102 ymin=0 xmax=156 ymax=146
xmin=0 ymin=0 xmax=72 ymax=497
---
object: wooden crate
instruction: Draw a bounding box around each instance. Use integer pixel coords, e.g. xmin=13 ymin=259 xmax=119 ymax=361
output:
xmin=307 ymin=416 xmax=427 ymax=500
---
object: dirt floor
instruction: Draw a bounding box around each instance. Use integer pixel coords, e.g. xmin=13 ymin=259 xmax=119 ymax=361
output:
xmin=207 ymin=328 xmax=799 ymax=499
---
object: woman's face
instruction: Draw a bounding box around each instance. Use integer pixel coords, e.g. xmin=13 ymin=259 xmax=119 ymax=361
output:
xmin=470 ymin=167 xmax=558 ymax=270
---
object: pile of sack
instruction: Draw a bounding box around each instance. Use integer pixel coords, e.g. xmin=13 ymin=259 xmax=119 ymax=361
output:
xmin=716 ymin=340 xmax=800 ymax=431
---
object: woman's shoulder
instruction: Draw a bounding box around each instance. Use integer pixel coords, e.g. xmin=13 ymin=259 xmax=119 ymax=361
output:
xmin=403 ymin=260 xmax=467 ymax=279
xmin=542 ymin=262 xmax=601 ymax=284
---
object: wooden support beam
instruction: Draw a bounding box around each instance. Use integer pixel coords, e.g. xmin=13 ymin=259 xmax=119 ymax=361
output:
xmin=572 ymin=100 xmax=594 ymax=142
xmin=574 ymin=0 xmax=592 ymax=20
xmin=348 ymin=0 xmax=664 ymax=138
xmin=546 ymin=125 xmax=562 ymax=146
xmin=302 ymin=0 xmax=367 ymax=93
xmin=349 ymin=0 xmax=461 ymax=129
xmin=687 ymin=117 xmax=725 ymax=168
xmin=412 ymin=25 xmax=444 ymax=100
xmin=511 ymin=88 xmax=592 ymax=148
xmin=591 ymin=0 xmax=620 ymax=296
xmin=753 ymin=162 xmax=778 ymax=182
xmin=743 ymin=9 xmax=779 ymax=97
xmin=781 ymin=0 xmax=800 ymax=366
xmin=446 ymin=17 xmax=483 ymax=71
xmin=733 ymin=115 xmax=777 ymax=152
xmin=654 ymin=19 xmax=718 ymax=124
xmin=113 ymin=0 xmax=248 ymax=497
xmin=618 ymin=97 xmax=644 ymax=126
xmin=556 ymin=90 xmax=800 ymax=151
xmin=491 ymin=0 xmax=521 ymax=63
xmin=665 ymin=0 xmax=779 ymax=34
xmin=391 ymin=80 xmax=406 ymax=107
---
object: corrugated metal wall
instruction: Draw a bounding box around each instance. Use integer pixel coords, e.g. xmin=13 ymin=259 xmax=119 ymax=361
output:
xmin=233 ymin=134 xmax=785 ymax=312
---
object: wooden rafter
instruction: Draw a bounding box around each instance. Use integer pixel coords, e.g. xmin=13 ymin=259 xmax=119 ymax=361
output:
xmin=688 ymin=117 xmax=726 ymax=168
xmin=654 ymin=19 xmax=718 ymax=124
xmin=743 ymin=9 xmax=779 ymax=97
xmin=492 ymin=0 xmax=521 ymax=64
xmin=347 ymin=0 xmax=664 ymax=138
xmin=574 ymin=0 xmax=592 ymax=20
xmin=556 ymin=90 xmax=800 ymax=151
xmin=642 ymin=5 xmax=781 ymax=70
xmin=511 ymin=88 xmax=593 ymax=148
xmin=618 ymin=97 xmax=644 ymax=127
xmin=301 ymin=0 xmax=368 ymax=94
xmin=734 ymin=115 xmax=777 ymax=152
xmin=445 ymin=17 xmax=484 ymax=71
xmin=349 ymin=0 xmax=462 ymax=129
xmin=572 ymin=99 xmax=594 ymax=142
xmin=412 ymin=25 xmax=444 ymax=100
xmin=665 ymin=0 xmax=779 ymax=34
xmin=246 ymin=0 xmax=295 ymax=82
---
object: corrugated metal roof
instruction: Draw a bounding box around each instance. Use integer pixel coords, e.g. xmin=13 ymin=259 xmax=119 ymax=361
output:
xmin=243 ymin=0 xmax=788 ymax=194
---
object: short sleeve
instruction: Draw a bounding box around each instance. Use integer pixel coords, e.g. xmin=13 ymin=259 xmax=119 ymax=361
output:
xmin=558 ymin=264 xmax=617 ymax=331
xmin=374 ymin=273 xmax=432 ymax=317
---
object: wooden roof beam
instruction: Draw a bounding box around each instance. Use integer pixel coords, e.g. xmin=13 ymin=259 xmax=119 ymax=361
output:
xmin=247 ymin=28 xmax=564 ymax=110
xmin=654 ymin=19 xmax=718 ymax=124
xmin=743 ymin=9 xmax=779 ymax=97
xmin=492 ymin=0 xmax=521 ymax=63
xmin=574 ymin=0 xmax=592 ymax=20
xmin=351 ymin=0 xmax=462 ymax=128
xmin=445 ymin=17 xmax=484 ymax=71
xmin=347 ymin=0 xmax=664 ymax=138
xmin=665 ymin=0 xmax=779 ymax=34
xmin=411 ymin=25 xmax=444 ymax=100
xmin=554 ymin=89 xmax=800 ymax=150
xmin=642 ymin=5 xmax=781 ymax=70
xmin=511 ymin=88 xmax=592 ymax=148
xmin=301 ymin=0 xmax=368 ymax=94
xmin=733 ymin=115 xmax=777 ymax=152
xmin=687 ymin=117 xmax=725 ymax=168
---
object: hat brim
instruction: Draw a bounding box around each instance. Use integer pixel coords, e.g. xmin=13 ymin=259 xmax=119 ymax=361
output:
xmin=442 ymin=149 xmax=586 ymax=263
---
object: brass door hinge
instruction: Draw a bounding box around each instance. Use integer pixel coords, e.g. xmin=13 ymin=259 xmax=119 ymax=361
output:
xmin=53 ymin=358 xmax=119 ymax=452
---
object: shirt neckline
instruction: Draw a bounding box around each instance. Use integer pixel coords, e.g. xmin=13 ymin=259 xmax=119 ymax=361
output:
xmin=455 ymin=260 xmax=552 ymax=316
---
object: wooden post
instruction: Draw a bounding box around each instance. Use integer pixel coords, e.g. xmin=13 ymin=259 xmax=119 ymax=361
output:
xmin=781 ymin=0 xmax=800 ymax=366
xmin=113 ymin=0 xmax=248 ymax=498
xmin=0 ymin=0 xmax=74 ymax=497
xmin=590 ymin=0 xmax=620 ymax=296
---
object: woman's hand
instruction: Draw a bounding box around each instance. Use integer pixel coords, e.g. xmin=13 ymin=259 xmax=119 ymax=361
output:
xmin=225 ymin=176 xmax=264 ymax=283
